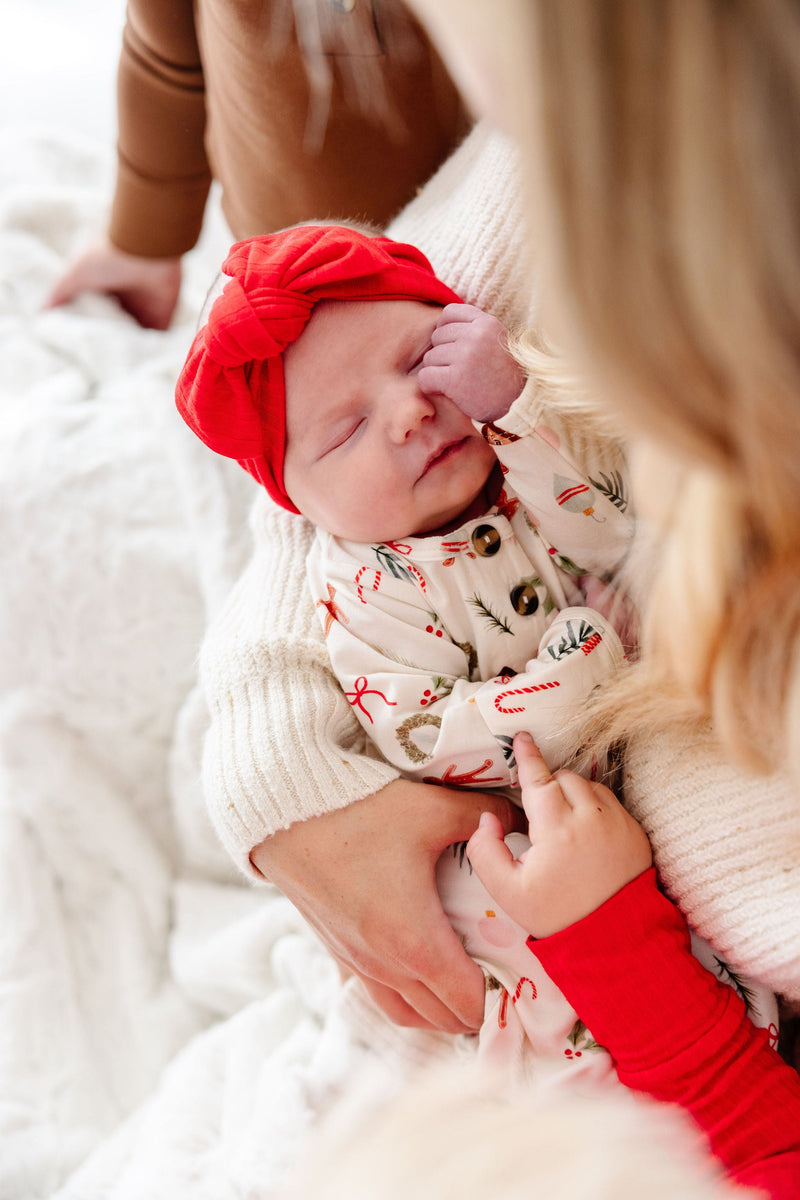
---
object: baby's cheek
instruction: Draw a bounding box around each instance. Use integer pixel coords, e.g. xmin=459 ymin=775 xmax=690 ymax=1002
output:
xmin=477 ymin=913 xmax=517 ymax=948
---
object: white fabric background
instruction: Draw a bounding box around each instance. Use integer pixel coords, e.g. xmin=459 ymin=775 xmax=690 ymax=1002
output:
xmin=0 ymin=10 xmax=419 ymax=1194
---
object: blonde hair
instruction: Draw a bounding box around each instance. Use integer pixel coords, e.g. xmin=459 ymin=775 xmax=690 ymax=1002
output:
xmin=476 ymin=1 xmax=800 ymax=780
xmin=284 ymin=1063 xmax=736 ymax=1200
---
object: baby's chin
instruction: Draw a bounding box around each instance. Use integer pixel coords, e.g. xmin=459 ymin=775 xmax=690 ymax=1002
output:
xmin=309 ymin=464 xmax=501 ymax=542
xmin=324 ymin=504 xmax=474 ymax=543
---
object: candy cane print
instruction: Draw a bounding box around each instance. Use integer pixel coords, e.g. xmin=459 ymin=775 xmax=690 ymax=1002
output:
xmin=498 ymin=987 xmax=509 ymax=1030
xmin=405 ymin=561 xmax=427 ymax=592
xmin=354 ymin=566 xmax=381 ymax=604
xmin=513 ymin=977 xmax=538 ymax=1004
xmin=495 ymin=680 xmax=561 ymax=714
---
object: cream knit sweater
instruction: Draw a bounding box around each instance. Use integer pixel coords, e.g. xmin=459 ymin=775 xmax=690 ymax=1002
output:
xmin=199 ymin=122 xmax=800 ymax=1003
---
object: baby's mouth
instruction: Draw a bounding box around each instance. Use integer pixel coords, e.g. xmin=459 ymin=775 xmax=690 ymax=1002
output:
xmin=419 ymin=437 xmax=468 ymax=480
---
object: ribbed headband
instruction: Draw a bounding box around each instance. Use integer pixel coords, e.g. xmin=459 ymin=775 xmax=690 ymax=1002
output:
xmin=175 ymin=224 xmax=461 ymax=511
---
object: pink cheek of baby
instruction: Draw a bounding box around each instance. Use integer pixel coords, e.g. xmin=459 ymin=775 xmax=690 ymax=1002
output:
xmin=477 ymin=911 xmax=518 ymax=948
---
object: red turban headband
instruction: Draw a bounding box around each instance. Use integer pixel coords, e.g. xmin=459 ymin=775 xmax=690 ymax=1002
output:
xmin=175 ymin=224 xmax=461 ymax=512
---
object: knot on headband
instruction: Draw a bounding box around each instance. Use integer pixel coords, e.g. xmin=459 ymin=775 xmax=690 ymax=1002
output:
xmin=203 ymin=282 xmax=315 ymax=367
xmin=175 ymin=224 xmax=460 ymax=510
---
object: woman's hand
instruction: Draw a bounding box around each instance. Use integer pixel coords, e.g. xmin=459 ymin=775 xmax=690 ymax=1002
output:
xmin=45 ymin=237 xmax=182 ymax=330
xmin=467 ymin=732 xmax=652 ymax=938
xmin=418 ymin=303 xmax=525 ymax=422
xmin=250 ymin=778 xmax=522 ymax=1033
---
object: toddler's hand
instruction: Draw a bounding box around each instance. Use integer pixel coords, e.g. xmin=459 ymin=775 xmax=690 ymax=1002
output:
xmin=467 ymin=732 xmax=652 ymax=938
xmin=417 ymin=303 xmax=525 ymax=422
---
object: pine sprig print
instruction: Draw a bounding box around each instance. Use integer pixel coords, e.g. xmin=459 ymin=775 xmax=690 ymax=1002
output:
xmin=713 ymin=957 xmax=757 ymax=1016
xmin=550 ymin=550 xmax=584 ymax=576
xmin=496 ymin=734 xmax=516 ymax=768
xmin=589 ymin=470 xmax=629 ymax=512
xmin=450 ymin=840 xmax=473 ymax=874
xmin=545 ymin=618 xmax=596 ymax=661
xmin=372 ymin=545 xmax=415 ymax=583
xmin=468 ymin=593 xmax=514 ymax=635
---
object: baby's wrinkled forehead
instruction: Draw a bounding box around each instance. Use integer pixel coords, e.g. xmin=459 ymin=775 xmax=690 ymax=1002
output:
xmin=283 ymin=297 xmax=442 ymax=399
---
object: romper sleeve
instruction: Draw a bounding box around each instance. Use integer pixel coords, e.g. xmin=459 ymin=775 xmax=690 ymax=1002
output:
xmin=476 ymin=386 xmax=634 ymax=579
xmin=108 ymin=0 xmax=212 ymax=258
xmin=530 ymin=869 xmax=800 ymax=1198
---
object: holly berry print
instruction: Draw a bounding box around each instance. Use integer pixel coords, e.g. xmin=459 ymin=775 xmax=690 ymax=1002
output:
xmin=565 ymin=1018 xmax=605 ymax=1060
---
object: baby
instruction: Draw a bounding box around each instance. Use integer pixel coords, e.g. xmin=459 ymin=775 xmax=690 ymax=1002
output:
xmin=180 ymin=224 xmax=632 ymax=789
xmin=177 ymin=224 xmax=776 ymax=1081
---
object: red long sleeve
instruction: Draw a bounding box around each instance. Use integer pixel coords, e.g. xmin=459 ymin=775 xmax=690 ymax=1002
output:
xmin=530 ymin=869 xmax=800 ymax=1197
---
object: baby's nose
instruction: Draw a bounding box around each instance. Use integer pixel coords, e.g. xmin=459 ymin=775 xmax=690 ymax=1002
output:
xmin=388 ymin=385 xmax=435 ymax=442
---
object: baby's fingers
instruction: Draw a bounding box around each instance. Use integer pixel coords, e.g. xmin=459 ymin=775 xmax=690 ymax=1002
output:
xmin=432 ymin=303 xmax=483 ymax=337
xmin=417 ymin=363 xmax=452 ymax=398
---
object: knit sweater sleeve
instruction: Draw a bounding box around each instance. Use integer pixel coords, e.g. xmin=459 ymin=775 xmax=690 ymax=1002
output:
xmin=108 ymin=0 xmax=211 ymax=258
xmin=199 ymin=497 xmax=399 ymax=879
xmin=531 ymin=868 xmax=800 ymax=1197
xmin=623 ymin=723 xmax=800 ymax=1004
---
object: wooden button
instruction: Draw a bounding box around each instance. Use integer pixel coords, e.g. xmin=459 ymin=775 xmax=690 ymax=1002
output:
xmin=471 ymin=524 xmax=501 ymax=557
xmin=510 ymin=583 xmax=540 ymax=616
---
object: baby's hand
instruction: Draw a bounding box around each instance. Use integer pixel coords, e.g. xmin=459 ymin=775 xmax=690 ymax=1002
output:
xmin=580 ymin=575 xmax=639 ymax=657
xmin=417 ymin=303 xmax=526 ymax=423
xmin=467 ymin=732 xmax=652 ymax=938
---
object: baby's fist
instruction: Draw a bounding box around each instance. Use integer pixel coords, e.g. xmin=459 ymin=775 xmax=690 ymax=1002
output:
xmin=418 ymin=303 xmax=525 ymax=422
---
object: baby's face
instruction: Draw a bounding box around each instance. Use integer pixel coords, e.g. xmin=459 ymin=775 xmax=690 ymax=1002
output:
xmin=283 ymin=299 xmax=496 ymax=541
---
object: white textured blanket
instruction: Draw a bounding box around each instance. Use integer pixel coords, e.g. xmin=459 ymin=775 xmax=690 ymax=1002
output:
xmin=0 ymin=127 xmax=409 ymax=1200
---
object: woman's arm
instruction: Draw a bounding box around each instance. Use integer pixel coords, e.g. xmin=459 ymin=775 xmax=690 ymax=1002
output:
xmin=200 ymin=498 xmax=522 ymax=1032
xmin=198 ymin=500 xmax=399 ymax=874
xmin=624 ymin=722 xmax=800 ymax=1006
xmin=109 ymin=0 xmax=211 ymax=259
xmin=45 ymin=0 xmax=209 ymax=327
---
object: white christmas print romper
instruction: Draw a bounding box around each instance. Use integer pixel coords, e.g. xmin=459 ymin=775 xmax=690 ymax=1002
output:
xmin=307 ymin=416 xmax=632 ymax=784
